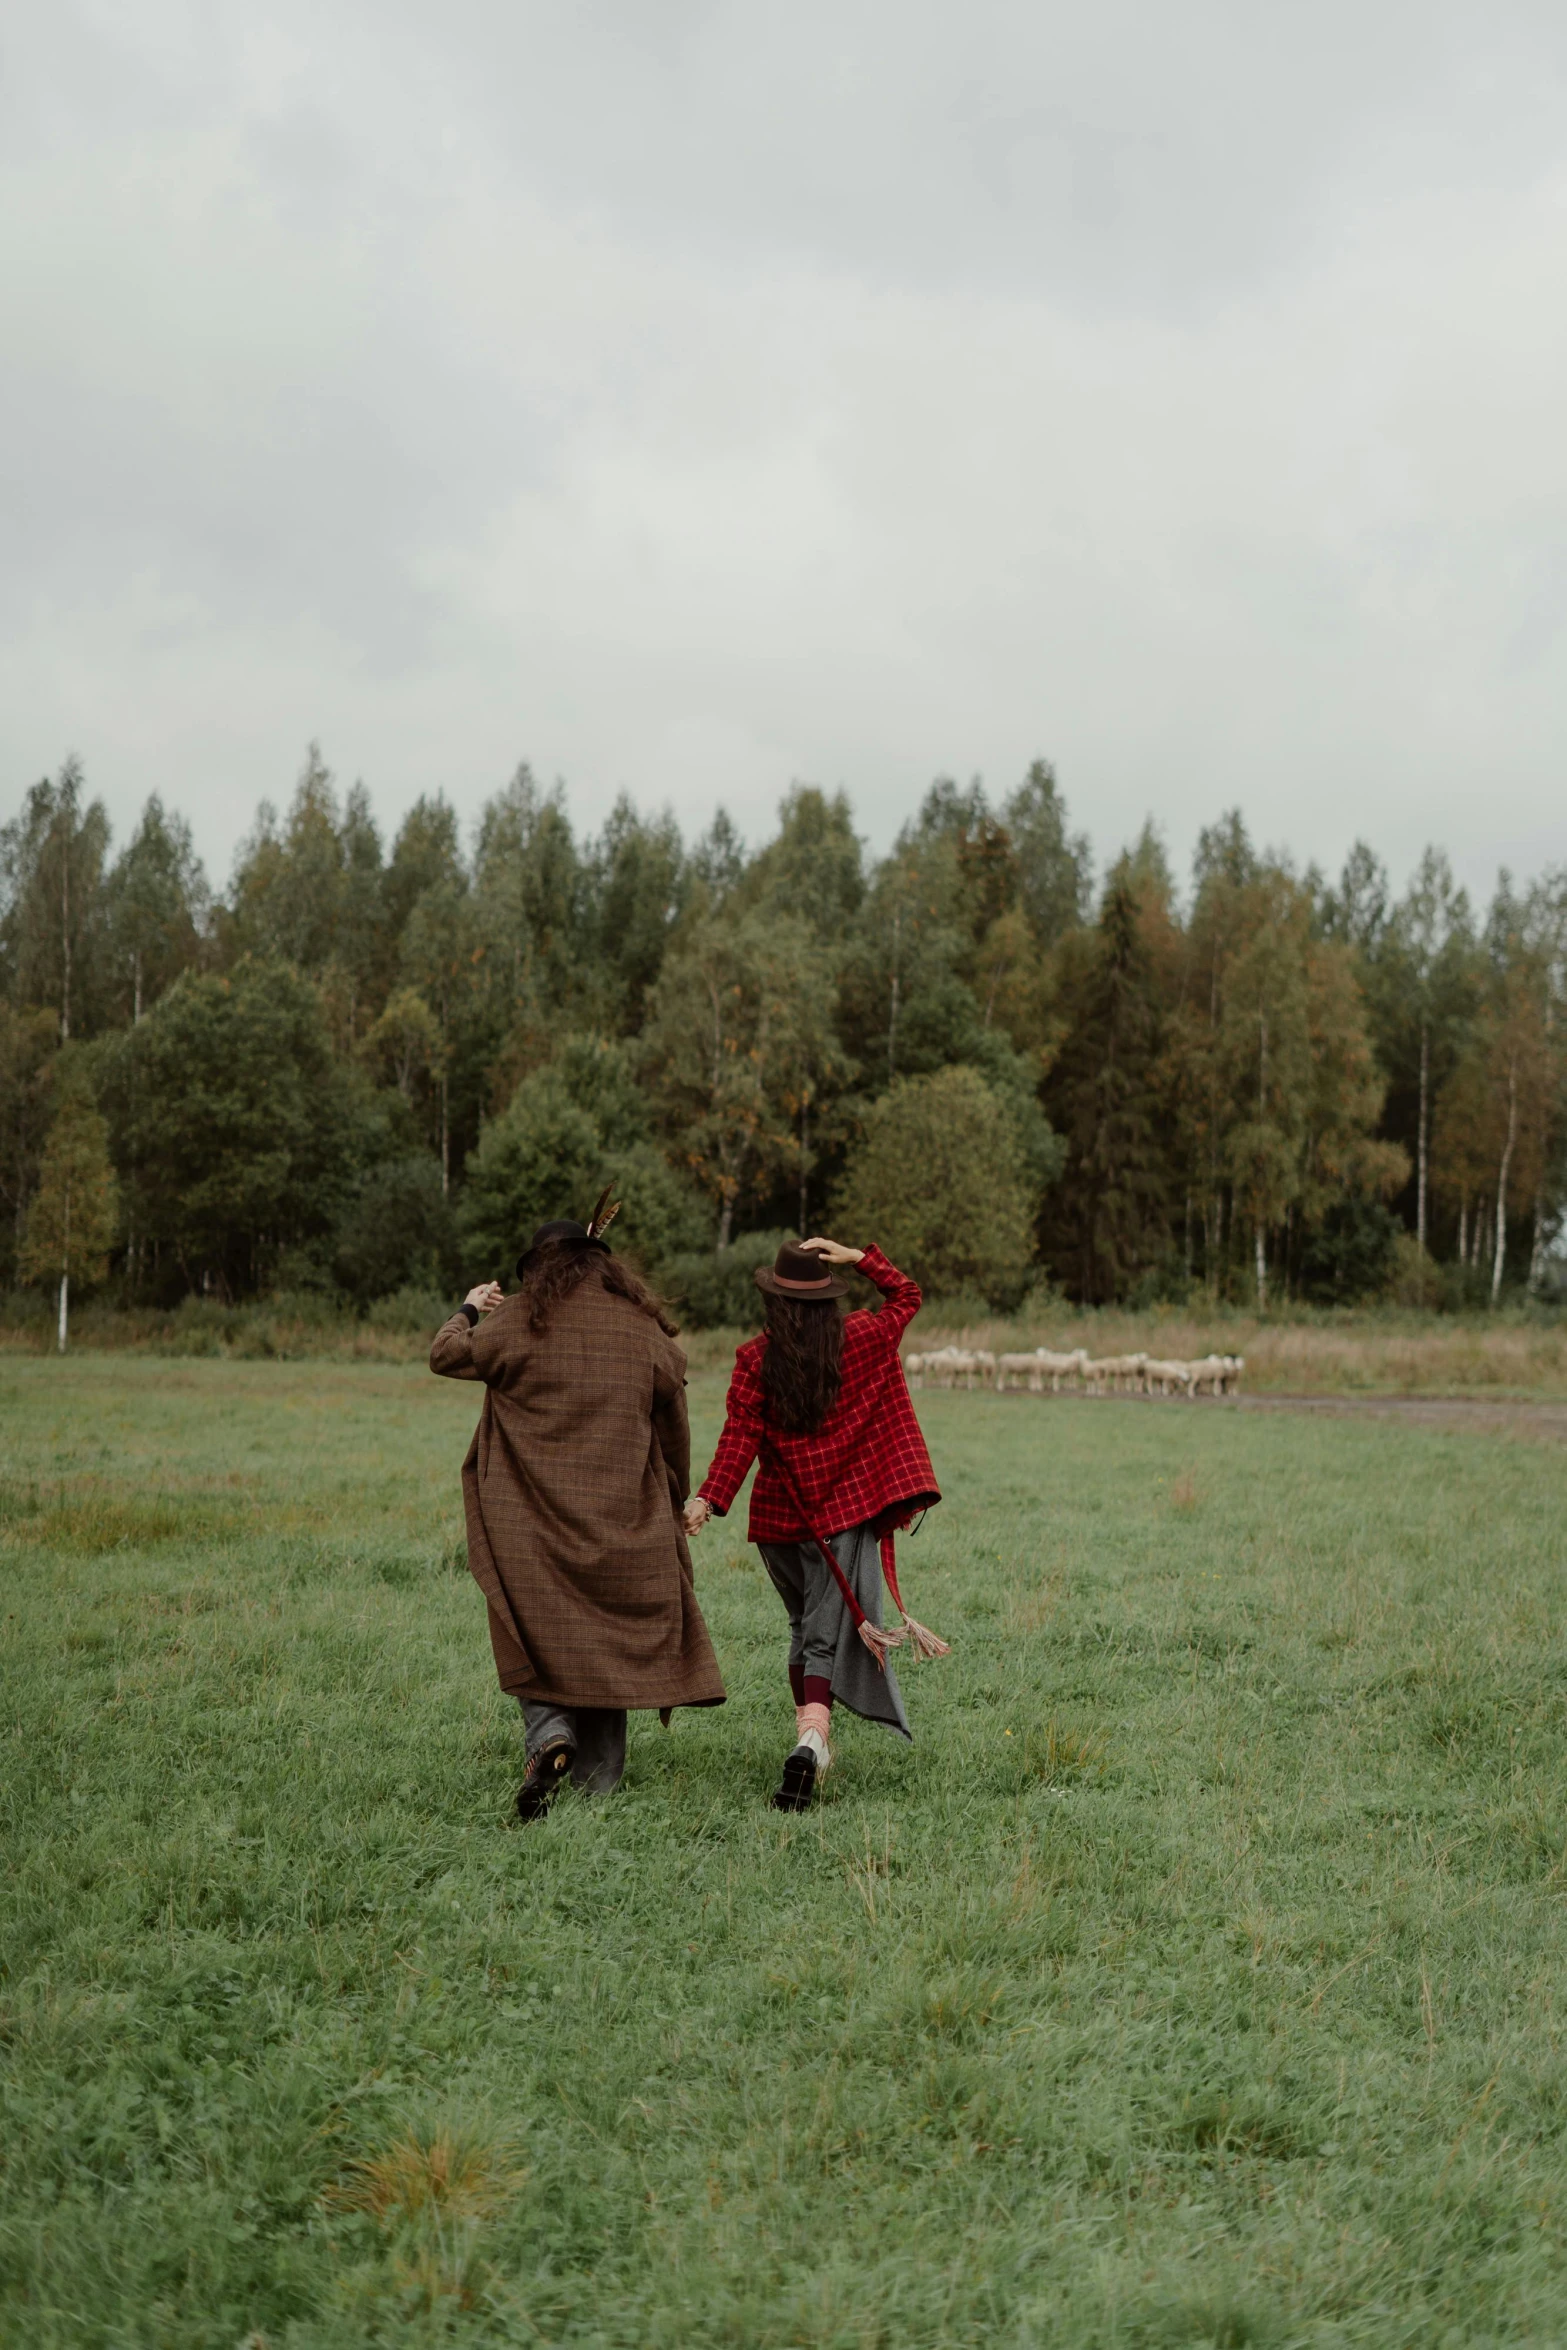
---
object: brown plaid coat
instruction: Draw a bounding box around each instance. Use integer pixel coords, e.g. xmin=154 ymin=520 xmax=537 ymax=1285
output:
xmin=430 ymin=1282 xmax=725 ymax=1711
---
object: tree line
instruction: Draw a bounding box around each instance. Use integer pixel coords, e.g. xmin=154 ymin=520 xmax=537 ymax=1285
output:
xmin=3 ymin=747 xmax=1563 ymax=1328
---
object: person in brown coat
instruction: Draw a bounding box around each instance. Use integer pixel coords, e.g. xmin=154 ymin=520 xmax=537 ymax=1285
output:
xmin=430 ymin=1214 xmax=725 ymax=1820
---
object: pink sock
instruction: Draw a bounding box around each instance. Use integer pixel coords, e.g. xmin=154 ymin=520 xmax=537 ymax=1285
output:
xmin=797 ymin=1701 xmax=831 ymax=1745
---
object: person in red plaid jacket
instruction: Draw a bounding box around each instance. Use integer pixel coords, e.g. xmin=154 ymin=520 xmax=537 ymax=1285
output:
xmin=685 ymin=1235 xmax=946 ymax=1812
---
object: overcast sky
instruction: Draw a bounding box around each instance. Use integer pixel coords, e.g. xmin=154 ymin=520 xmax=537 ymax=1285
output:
xmin=4 ymin=1 xmax=1567 ymax=904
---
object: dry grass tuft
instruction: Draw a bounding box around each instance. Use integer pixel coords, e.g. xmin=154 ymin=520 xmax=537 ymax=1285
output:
xmin=845 ymin=1821 xmax=896 ymax=1922
xmin=1006 ymin=1574 xmax=1065 ymax=1635
xmin=1170 ymin=1468 xmax=1200 ymax=1512
xmin=0 ymin=1476 xmax=252 ymax=1554
xmin=325 ymin=2126 xmax=526 ymax=2226
xmin=1024 ymin=1719 xmax=1108 ymax=1784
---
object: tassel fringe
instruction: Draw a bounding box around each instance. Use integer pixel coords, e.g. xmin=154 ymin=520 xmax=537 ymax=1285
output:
xmin=877 ymin=1531 xmax=951 ymax=1662
xmin=857 ymin=1618 xmax=902 ymax=1670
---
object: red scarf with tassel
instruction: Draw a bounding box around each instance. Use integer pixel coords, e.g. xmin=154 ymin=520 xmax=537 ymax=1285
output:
xmin=759 ymin=1437 xmax=950 ymax=1667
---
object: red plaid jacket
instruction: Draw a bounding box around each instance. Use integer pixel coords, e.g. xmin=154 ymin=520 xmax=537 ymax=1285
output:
xmin=698 ymin=1246 xmax=940 ymax=1542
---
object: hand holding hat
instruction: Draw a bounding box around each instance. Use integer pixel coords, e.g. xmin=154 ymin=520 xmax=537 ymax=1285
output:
xmin=753 ymin=1236 xmax=865 ymax=1299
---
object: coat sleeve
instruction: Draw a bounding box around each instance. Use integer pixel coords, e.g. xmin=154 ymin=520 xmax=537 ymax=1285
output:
xmin=652 ymin=1345 xmax=692 ymax=1506
xmin=855 ymin=1245 xmax=922 ymax=1347
xmin=698 ymin=1348 xmax=764 ymax=1517
xmin=429 ymin=1306 xmax=482 ymax=1380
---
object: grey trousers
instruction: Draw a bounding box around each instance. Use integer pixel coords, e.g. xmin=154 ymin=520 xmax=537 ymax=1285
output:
xmin=520 ymin=1700 xmax=628 ymax=1793
xmin=758 ymin=1522 xmax=911 ymax=1740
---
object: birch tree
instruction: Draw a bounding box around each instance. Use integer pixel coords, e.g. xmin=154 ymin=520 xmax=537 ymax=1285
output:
xmin=1370 ymin=851 xmax=1477 ymax=1257
xmin=0 ymin=760 xmax=111 ymax=1040
xmin=20 ymin=1080 xmax=118 ymax=1350
xmin=0 ymin=1007 xmax=60 ymax=1286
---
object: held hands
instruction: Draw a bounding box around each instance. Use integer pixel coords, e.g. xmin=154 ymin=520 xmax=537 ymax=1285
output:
xmin=683 ymin=1496 xmax=712 ymax=1537
xmin=464 ymin=1282 xmax=506 ymax=1317
xmin=799 ymin=1235 xmax=865 ymax=1267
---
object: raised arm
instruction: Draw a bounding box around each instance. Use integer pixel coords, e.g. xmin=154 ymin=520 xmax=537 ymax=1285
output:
xmin=801 ymin=1235 xmax=921 ymax=1349
xmin=852 ymin=1243 xmax=922 ymax=1345
xmin=429 ymin=1283 xmax=506 ymax=1380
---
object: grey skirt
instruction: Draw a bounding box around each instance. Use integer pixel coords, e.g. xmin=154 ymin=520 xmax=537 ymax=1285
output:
xmin=757 ymin=1521 xmax=911 ymax=1740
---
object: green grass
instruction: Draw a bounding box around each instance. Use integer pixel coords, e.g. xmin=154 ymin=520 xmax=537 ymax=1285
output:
xmin=3 ymin=1361 xmax=1567 ymax=2347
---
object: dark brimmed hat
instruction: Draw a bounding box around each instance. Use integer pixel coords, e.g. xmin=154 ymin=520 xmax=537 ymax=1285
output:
xmin=753 ymin=1241 xmax=850 ymax=1301
xmin=515 ymin=1219 xmax=610 ymax=1280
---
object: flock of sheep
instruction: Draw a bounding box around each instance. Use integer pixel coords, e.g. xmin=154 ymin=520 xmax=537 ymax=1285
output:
xmin=902 ymin=1346 xmax=1246 ymax=1399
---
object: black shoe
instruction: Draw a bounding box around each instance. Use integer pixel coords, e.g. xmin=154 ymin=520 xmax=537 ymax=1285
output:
xmin=516 ymin=1740 xmax=573 ymax=1822
xmin=772 ymin=1742 xmax=817 ymax=1813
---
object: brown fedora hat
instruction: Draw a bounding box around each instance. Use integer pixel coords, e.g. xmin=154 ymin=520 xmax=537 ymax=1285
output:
xmin=753 ymin=1241 xmax=850 ymax=1300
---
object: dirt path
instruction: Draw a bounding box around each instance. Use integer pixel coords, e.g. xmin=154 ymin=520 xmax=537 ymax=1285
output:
xmin=1232 ymin=1392 xmax=1567 ymax=1443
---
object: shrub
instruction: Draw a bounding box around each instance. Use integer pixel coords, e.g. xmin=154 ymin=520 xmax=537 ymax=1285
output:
xmin=1387 ymin=1231 xmax=1446 ymax=1310
xmin=833 ymin=1067 xmax=1037 ymax=1308
xmin=660 ymin=1230 xmax=792 ymax=1329
xmin=1298 ymin=1196 xmax=1401 ymax=1303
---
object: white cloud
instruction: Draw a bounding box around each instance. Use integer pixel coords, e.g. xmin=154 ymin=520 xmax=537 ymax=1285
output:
xmin=3 ymin=0 xmax=1566 ymax=901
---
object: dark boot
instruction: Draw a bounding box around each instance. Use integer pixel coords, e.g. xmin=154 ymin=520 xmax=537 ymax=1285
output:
xmin=772 ymin=1742 xmax=817 ymax=1812
xmin=516 ymin=1739 xmax=573 ymax=1822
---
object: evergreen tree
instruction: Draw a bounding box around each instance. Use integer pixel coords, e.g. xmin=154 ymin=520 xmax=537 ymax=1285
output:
xmin=228 ymin=745 xmax=347 ymax=973
xmin=383 ymin=791 xmax=466 ymax=942
xmin=1319 ymin=839 xmax=1390 ymax=956
xmin=840 ymin=817 xmax=983 ymax=1087
xmin=1005 ymin=759 xmax=1092 ymax=947
xmin=1042 ymin=877 xmax=1170 ymax=1303
xmin=471 ymin=766 xmax=588 ymax=1036
xmin=687 ymin=808 xmax=746 ymax=905
xmin=330 ymin=781 xmax=390 ymax=1047
xmin=587 ymin=796 xmax=688 ymax=1033
xmin=737 ymin=786 xmax=864 ymax=938
xmin=104 ymin=795 xmax=209 ymax=1024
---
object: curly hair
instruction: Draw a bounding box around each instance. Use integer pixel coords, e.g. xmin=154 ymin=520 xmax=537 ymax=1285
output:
xmin=517 ymin=1239 xmax=679 ymax=1337
xmin=759 ymin=1294 xmax=845 ymax=1435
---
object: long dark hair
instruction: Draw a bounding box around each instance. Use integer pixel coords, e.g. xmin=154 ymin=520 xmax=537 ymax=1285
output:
xmin=517 ymin=1239 xmax=679 ymax=1337
xmin=760 ymin=1295 xmax=844 ymax=1435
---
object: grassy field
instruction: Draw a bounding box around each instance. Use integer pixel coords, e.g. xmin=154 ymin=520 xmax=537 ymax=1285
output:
xmin=3 ymin=1360 xmax=1567 ymax=2347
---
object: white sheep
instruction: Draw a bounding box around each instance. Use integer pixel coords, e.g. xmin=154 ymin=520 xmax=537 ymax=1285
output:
xmin=1081 ymin=1351 xmax=1147 ymax=1394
